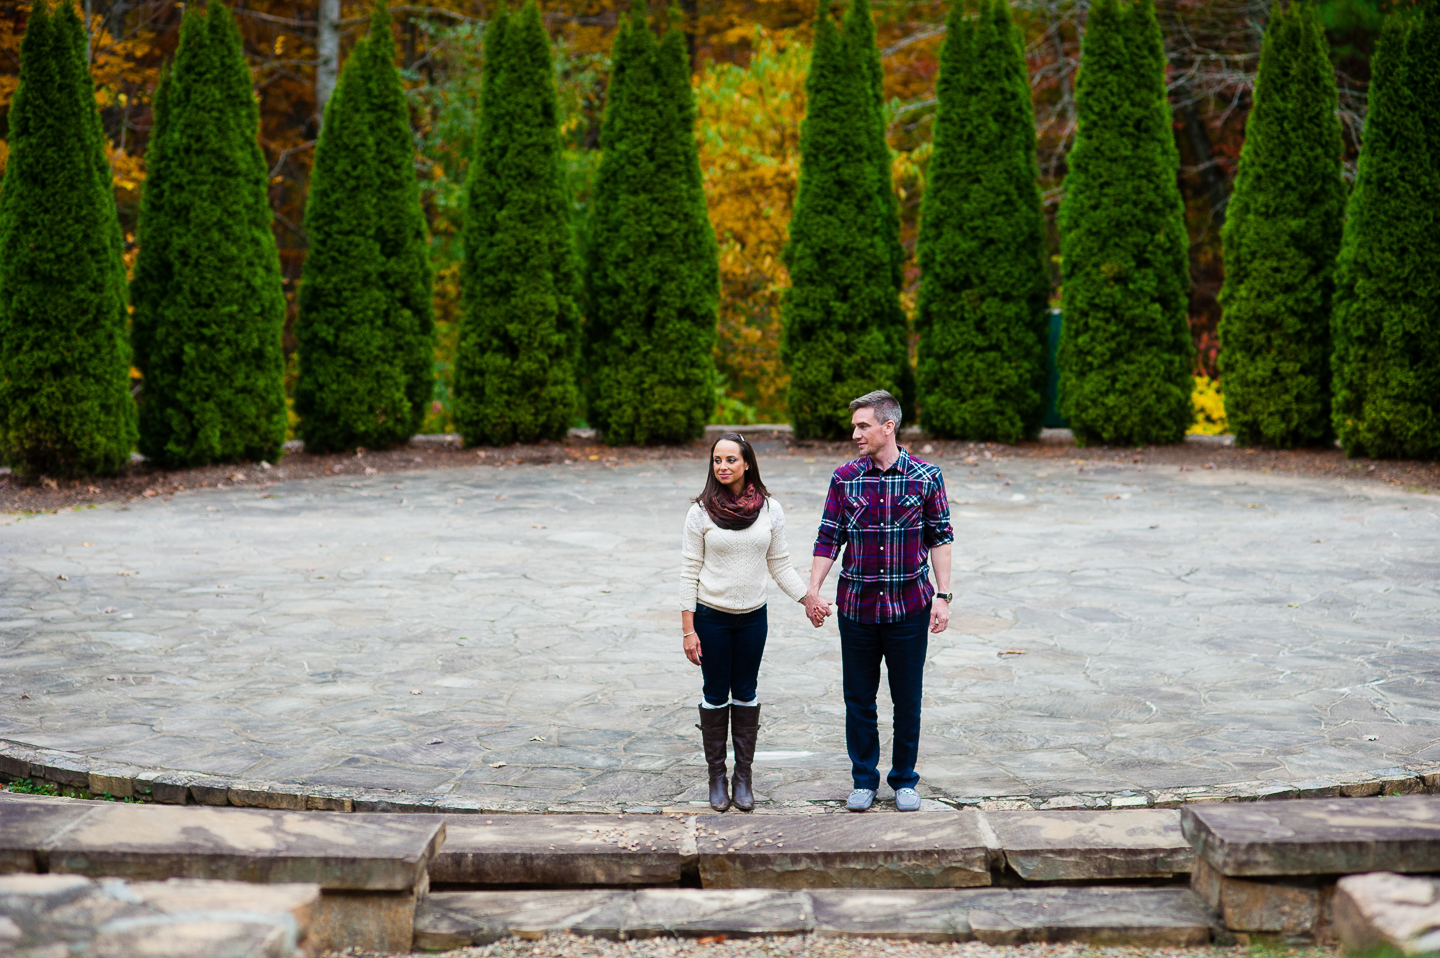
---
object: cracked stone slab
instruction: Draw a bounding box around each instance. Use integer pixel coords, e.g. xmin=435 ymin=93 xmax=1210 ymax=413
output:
xmin=0 ymin=872 xmax=318 ymax=958
xmin=430 ymin=814 xmax=692 ymax=886
xmin=1181 ymin=795 xmax=1440 ymax=877
xmin=14 ymin=801 xmax=443 ymax=890
xmin=984 ymin=808 xmax=1194 ymax=881
xmin=961 ymin=886 xmax=1215 ymax=946
xmin=414 ymin=890 xmax=631 ymax=949
xmin=808 ymin=888 xmax=973 ymax=940
xmin=695 ymin=811 xmax=990 ymax=888
xmin=1334 ymin=872 xmax=1440 ymax=956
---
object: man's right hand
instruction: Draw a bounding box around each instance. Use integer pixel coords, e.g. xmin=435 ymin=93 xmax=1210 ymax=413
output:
xmin=803 ymin=592 xmax=832 ymax=628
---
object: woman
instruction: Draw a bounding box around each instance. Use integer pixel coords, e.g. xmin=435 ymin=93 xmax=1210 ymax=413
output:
xmin=679 ymin=433 xmax=807 ymax=812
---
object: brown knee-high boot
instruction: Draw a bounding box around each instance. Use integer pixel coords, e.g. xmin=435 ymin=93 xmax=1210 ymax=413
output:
xmin=730 ymin=704 xmax=760 ymax=812
xmin=698 ymin=705 xmax=731 ymax=812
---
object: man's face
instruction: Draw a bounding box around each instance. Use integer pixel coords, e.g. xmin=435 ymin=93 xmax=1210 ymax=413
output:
xmin=852 ymin=408 xmax=891 ymax=456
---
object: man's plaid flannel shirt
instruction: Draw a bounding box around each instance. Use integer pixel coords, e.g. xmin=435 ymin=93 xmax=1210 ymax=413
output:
xmin=812 ymin=448 xmax=954 ymax=624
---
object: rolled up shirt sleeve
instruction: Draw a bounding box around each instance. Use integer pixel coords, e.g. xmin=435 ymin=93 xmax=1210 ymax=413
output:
xmin=924 ymin=472 xmax=955 ymax=548
xmin=812 ymin=476 xmax=847 ymax=560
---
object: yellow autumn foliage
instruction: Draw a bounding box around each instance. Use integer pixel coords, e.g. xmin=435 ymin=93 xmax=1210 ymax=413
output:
xmin=695 ymin=29 xmax=808 ymax=423
xmin=1189 ymin=374 xmax=1228 ymax=435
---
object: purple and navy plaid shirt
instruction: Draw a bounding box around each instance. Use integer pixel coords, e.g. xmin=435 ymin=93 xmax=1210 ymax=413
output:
xmin=813 ymin=448 xmax=954 ymax=624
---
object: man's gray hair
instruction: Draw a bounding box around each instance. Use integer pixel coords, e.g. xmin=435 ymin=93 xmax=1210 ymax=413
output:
xmin=849 ymin=389 xmax=902 ymax=428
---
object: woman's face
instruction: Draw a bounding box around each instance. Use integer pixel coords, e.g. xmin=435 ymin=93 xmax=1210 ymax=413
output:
xmin=712 ymin=440 xmax=747 ymax=490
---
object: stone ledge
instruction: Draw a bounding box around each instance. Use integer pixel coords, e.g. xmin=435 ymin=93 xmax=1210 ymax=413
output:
xmin=1333 ymin=872 xmax=1440 ymax=956
xmin=413 ymin=887 xmax=1216 ymax=948
xmin=1182 ymin=795 xmax=1440 ymax=878
xmin=0 ymin=873 xmax=319 ymax=958
xmin=6 ymin=737 xmax=1436 ymax=818
xmin=0 ymin=792 xmax=443 ymax=891
xmin=695 ymin=811 xmax=990 ymax=889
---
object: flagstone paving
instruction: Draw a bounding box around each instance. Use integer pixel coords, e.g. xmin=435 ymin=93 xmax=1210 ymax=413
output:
xmin=0 ymin=449 xmax=1437 ymax=809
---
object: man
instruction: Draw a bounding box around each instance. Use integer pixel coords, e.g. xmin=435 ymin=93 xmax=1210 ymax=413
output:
xmin=806 ymin=390 xmax=953 ymax=812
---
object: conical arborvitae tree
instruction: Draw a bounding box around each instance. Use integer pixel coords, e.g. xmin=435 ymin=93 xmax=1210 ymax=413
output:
xmin=916 ymin=0 xmax=1049 ymax=442
xmin=454 ymin=2 xmax=582 ymax=444
xmin=583 ymin=4 xmax=719 ymax=445
xmin=1056 ymin=0 xmax=1193 ymax=446
xmin=362 ymin=2 xmax=435 ymax=436
xmin=0 ymin=1 xmax=135 ymax=477
xmin=1330 ymin=10 xmax=1440 ymax=459
xmin=297 ymin=6 xmax=429 ymax=452
xmin=781 ymin=0 xmax=909 ymax=440
xmin=130 ymin=3 xmax=288 ymax=467
xmin=1218 ymin=3 xmax=1345 ymax=449
xmin=843 ymin=0 xmax=913 ymax=419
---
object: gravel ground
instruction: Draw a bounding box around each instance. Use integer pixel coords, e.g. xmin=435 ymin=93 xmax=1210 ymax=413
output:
xmin=322 ymin=935 xmax=1336 ymax=958
xmin=4 ymin=430 xmax=1437 ymax=514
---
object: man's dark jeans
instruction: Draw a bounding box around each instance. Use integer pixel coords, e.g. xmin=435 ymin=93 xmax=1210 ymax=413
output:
xmin=838 ymin=605 xmax=929 ymax=791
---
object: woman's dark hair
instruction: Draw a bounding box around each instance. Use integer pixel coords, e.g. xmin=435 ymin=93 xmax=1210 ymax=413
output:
xmin=694 ymin=432 xmax=769 ymax=513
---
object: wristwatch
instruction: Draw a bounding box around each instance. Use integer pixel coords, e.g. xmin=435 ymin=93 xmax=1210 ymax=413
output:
xmin=935 ymin=592 xmax=954 ymax=602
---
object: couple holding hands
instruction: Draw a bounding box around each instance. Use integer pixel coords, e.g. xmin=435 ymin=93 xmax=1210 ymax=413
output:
xmin=678 ymin=390 xmax=954 ymax=814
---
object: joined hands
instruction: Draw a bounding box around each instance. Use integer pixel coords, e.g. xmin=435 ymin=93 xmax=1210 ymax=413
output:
xmin=802 ymin=592 xmax=832 ymax=628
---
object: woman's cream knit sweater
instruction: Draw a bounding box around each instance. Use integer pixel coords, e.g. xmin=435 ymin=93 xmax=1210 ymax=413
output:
xmin=679 ymin=499 xmax=808 ymax=614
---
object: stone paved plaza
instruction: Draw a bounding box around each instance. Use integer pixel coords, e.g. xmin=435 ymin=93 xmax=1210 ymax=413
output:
xmin=1 ymin=448 xmax=1437 ymax=809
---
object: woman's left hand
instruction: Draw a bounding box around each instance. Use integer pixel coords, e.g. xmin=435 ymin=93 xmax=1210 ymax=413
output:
xmin=683 ymin=632 xmax=703 ymax=666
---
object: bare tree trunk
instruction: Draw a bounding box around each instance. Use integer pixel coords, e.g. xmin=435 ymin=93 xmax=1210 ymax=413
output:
xmin=316 ymin=0 xmax=341 ymax=124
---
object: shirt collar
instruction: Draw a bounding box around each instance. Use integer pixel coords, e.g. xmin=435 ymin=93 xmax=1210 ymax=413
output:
xmin=864 ymin=447 xmax=911 ymax=475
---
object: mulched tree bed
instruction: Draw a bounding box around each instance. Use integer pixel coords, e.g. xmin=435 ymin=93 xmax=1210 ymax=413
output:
xmin=3 ymin=432 xmax=1436 ymax=515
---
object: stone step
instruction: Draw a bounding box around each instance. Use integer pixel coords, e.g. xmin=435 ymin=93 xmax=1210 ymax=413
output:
xmin=1333 ymin=872 xmax=1440 ymax=956
xmin=1182 ymin=795 xmax=1440 ymax=940
xmin=983 ymin=808 xmax=1194 ymax=882
xmin=0 ymin=873 xmax=320 ymax=958
xmin=1181 ymin=795 xmax=1440 ymax=877
xmin=0 ymin=790 xmax=443 ymax=953
xmin=413 ymin=886 xmax=1217 ymax=949
xmin=430 ymin=807 xmax=1191 ymax=889
xmin=696 ymin=811 xmax=990 ymax=889
xmin=432 ymin=814 xmax=692 ymax=887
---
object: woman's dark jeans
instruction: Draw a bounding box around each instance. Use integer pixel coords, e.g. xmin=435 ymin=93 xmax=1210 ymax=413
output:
xmin=693 ymin=603 xmax=768 ymax=707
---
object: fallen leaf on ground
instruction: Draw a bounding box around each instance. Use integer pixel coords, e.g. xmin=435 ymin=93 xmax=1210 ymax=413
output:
xmin=998 ymin=649 xmax=1026 ymax=656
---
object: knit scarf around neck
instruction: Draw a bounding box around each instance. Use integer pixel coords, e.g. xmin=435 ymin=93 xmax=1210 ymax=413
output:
xmin=707 ymin=483 xmax=764 ymax=531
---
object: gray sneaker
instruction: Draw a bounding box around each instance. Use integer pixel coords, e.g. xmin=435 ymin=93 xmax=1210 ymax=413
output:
xmin=895 ymin=787 xmax=921 ymax=812
xmin=846 ymin=788 xmax=876 ymax=812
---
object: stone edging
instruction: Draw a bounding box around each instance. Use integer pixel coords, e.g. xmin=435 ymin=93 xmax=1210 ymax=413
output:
xmin=3 ymin=738 xmax=1438 ymax=815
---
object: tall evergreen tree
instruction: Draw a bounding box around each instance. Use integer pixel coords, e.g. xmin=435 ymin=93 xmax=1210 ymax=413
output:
xmin=583 ymin=4 xmax=719 ymax=445
xmin=1056 ymin=0 xmax=1193 ymax=446
xmin=781 ymin=1 xmax=908 ymax=440
xmin=130 ymin=3 xmax=288 ymax=467
xmin=454 ymin=1 xmax=582 ymax=444
xmin=842 ymin=0 xmax=912 ymax=417
xmin=297 ymin=5 xmax=431 ymax=452
xmin=1218 ymin=3 xmax=1345 ymax=449
xmin=361 ymin=2 xmax=435 ymax=436
xmin=0 ymin=1 xmax=135 ymax=477
xmin=916 ymin=0 xmax=1049 ymax=442
xmin=1331 ymin=11 xmax=1440 ymax=459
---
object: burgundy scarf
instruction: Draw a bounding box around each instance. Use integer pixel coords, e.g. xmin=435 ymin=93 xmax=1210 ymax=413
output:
xmin=706 ymin=483 xmax=765 ymax=531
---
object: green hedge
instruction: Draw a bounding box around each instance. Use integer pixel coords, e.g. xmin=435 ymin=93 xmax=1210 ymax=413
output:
xmin=1218 ymin=3 xmax=1345 ymax=449
xmin=916 ymin=0 xmax=1049 ymax=442
xmin=781 ymin=0 xmax=908 ymax=440
xmin=130 ymin=3 xmax=288 ymax=467
xmin=1330 ymin=10 xmax=1440 ymax=459
xmin=0 ymin=1 xmax=135 ymax=477
xmin=454 ymin=1 xmax=582 ymax=445
xmin=1056 ymin=0 xmax=1193 ymax=446
xmin=583 ymin=6 xmax=719 ymax=445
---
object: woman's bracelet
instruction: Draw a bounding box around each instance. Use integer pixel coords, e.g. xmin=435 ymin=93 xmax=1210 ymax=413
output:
xmin=682 ymin=631 xmax=697 ymax=639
